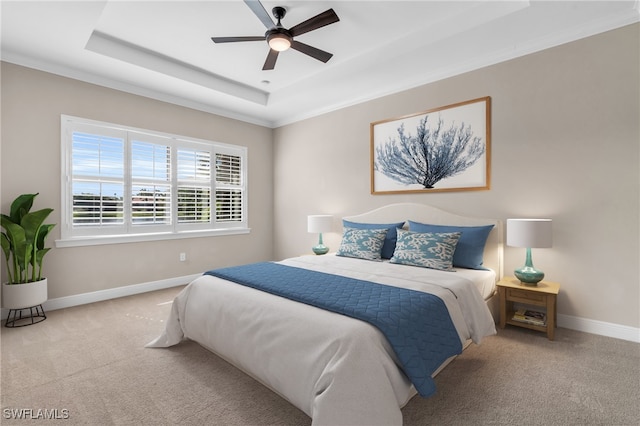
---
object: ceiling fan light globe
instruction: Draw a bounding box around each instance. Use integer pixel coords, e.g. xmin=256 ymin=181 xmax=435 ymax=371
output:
xmin=268 ymin=34 xmax=291 ymax=52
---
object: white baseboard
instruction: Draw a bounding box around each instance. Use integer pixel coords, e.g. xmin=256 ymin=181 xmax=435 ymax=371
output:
xmin=3 ymin=276 xmax=638 ymax=344
xmin=1 ymin=273 xmax=201 ymax=319
xmin=558 ymin=314 xmax=640 ymax=343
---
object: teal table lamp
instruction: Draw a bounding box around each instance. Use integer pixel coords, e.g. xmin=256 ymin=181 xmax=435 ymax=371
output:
xmin=307 ymin=215 xmax=333 ymax=255
xmin=506 ymin=218 xmax=552 ymax=285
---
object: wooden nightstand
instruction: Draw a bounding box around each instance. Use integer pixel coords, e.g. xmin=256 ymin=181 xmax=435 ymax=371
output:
xmin=497 ymin=276 xmax=560 ymax=340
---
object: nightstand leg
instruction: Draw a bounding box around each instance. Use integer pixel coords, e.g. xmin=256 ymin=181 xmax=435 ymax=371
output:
xmin=546 ymin=294 xmax=556 ymax=340
xmin=499 ymin=287 xmax=506 ymax=329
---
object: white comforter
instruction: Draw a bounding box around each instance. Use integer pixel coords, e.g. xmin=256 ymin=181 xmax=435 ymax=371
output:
xmin=147 ymin=255 xmax=496 ymax=425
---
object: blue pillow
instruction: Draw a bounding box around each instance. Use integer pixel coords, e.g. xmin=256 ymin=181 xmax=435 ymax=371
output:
xmin=343 ymin=220 xmax=405 ymax=259
xmin=408 ymin=221 xmax=494 ymax=270
xmin=390 ymin=229 xmax=461 ymax=271
xmin=336 ymin=227 xmax=388 ymax=261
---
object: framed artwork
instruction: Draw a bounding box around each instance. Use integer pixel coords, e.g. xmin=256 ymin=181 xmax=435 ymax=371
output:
xmin=370 ymin=96 xmax=491 ymax=194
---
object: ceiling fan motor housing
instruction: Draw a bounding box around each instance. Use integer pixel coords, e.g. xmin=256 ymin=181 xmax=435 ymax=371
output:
xmin=266 ymin=27 xmax=292 ymax=42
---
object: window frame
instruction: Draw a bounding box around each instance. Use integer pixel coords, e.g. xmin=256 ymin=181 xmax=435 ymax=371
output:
xmin=57 ymin=115 xmax=249 ymax=248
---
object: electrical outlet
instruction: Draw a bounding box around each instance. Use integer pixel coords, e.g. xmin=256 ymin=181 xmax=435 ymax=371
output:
xmin=179 ymin=252 xmax=186 ymax=262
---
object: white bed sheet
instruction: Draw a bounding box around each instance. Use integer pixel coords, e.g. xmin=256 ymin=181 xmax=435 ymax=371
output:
xmin=450 ymin=265 xmax=497 ymax=300
xmin=147 ymin=255 xmax=496 ymax=425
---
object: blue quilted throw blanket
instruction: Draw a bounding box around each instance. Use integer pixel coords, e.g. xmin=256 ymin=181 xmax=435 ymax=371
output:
xmin=204 ymin=262 xmax=462 ymax=397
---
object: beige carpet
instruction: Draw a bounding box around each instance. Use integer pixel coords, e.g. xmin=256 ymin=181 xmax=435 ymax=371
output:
xmin=1 ymin=286 xmax=639 ymax=425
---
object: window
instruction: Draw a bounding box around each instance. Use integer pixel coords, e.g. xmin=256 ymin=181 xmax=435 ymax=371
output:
xmin=58 ymin=115 xmax=248 ymax=247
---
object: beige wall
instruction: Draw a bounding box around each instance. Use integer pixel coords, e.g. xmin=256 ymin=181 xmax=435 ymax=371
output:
xmin=1 ymin=63 xmax=274 ymax=299
xmin=273 ymin=24 xmax=639 ymax=329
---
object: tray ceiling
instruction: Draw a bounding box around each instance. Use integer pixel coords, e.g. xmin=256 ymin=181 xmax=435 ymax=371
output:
xmin=1 ymin=1 xmax=638 ymax=127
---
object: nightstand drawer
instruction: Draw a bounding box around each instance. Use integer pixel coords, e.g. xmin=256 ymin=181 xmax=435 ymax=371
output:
xmin=507 ymin=288 xmax=545 ymax=303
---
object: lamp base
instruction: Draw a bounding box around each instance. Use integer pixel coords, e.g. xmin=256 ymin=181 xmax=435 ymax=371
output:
xmin=312 ymin=244 xmax=329 ymax=255
xmin=514 ymin=266 xmax=544 ymax=285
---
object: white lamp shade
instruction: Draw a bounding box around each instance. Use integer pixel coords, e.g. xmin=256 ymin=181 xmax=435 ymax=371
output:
xmin=506 ymin=219 xmax=552 ymax=248
xmin=307 ymin=215 xmax=333 ymax=233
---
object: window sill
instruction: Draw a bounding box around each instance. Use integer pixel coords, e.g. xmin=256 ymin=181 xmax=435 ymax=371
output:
xmin=55 ymin=227 xmax=251 ymax=248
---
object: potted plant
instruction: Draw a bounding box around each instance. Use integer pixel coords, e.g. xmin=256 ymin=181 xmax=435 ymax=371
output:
xmin=1 ymin=193 xmax=55 ymax=314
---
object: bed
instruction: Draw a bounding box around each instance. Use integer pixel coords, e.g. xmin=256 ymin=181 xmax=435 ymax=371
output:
xmin=147 ymin=203 xmax=503 ymax=425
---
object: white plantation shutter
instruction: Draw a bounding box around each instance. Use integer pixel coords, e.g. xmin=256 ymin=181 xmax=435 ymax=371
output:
xmin=215 ymin=153 xmax=244 ymax=222
xmin=177 ymin=148 xmax=211 ymax=225
xmin=131 ymin=138 xmax=172 ymax=229
xmin=60 ymin=115 xmax=248 ymax=245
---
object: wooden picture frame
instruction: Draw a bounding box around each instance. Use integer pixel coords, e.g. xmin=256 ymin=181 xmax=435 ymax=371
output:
xmin=371 ymin=96 xmax=491 ymax=194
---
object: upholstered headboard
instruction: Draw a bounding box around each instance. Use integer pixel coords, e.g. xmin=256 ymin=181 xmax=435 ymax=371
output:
xmin=343 ymin=203 xmax=503 ymax=280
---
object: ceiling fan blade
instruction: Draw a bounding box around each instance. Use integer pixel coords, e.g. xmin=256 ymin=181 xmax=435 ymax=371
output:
xmin=289 ymin=9 xmax=339 ymax=37
xmin=211 ymin=36 xmax=265 ymax=43
xmin=262 ymin=49 xmax=279 ymax=70
xmin=244 ymin=0 xmax=275 ymax=29
xmin=290 ymin=41 xmax=333 ymax=63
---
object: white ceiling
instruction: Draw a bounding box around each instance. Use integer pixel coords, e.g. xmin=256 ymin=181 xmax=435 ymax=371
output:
xmin=1 ymin=1 xmax=638 ymax=128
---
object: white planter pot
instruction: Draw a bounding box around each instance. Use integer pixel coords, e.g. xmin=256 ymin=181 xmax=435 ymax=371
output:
xmin=2 ymin=279 xmax=48 ymax=309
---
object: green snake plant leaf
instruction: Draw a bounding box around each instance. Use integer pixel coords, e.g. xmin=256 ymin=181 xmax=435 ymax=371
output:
xmin=21 ymin=208 xmax=53 ymax=246
xmin=0 ymin=233 xmax=10 ymax=261
xmin=34 ymin=247 xmax=51 ymax=281
xmin=2 ymin=221 xmax=31 ymax=283
xmin=35 ymin=223 xmax=55 ymax=250
xmin=0 ymin=215 xmax=19 ymax=281
xmin=1 ymin=233 xmax=14 ymax=283
xmin=20 ymin=208 xmax=53 ymax=282
xmin=33 ymin=224 xmax=55 ymax=280
xmin=9 ymin=193 xmax=37 ymax=224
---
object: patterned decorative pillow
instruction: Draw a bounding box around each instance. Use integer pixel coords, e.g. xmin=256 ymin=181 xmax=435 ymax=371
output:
xmin=343 ymin=220 xmax=405 ymax=259
xmin=390 ymin=229 xmax=462 ymax=271
xmin=408 ymin=221 xmax=494 ymax=270
xmin=336 ymin=227 xmax=388 ymax=261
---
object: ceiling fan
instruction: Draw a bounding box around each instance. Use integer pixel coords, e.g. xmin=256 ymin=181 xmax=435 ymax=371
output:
xmin=211 ymin=0 xmax=340 ymax=71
